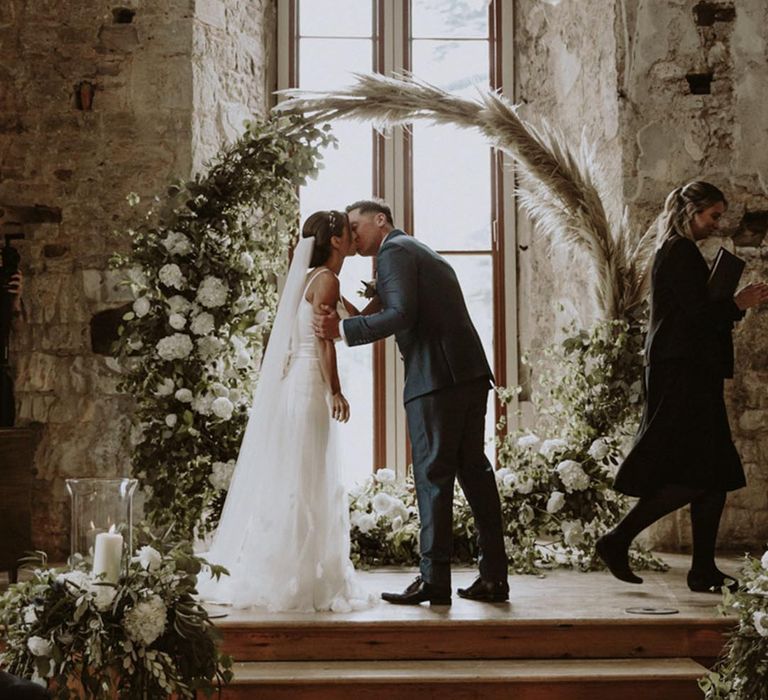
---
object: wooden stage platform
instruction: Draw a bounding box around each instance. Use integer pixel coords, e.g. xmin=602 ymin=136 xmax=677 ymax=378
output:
xmin=207 ymin=553 xmax=739 ymax=699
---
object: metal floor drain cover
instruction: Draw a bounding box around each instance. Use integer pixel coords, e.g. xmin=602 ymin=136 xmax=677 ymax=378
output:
xmin=624 ymin=607 xmax=679 ymax=615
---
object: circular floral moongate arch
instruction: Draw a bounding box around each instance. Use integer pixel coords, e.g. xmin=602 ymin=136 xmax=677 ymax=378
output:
xmin=116 ymin=76 xmax=664 ymax=574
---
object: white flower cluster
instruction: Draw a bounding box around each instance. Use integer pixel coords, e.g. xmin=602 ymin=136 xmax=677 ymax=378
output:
xmin=209 ymin=460 xmax=236 ymax=491
xmin=55 ymin=570 xmax=116 ymax=612
xmin=196 ymin=275 xmax=229 ymax=308
xmin=516 ymin=433 xmax=541 ymax=451
xmin=587 ymin=438 xmax=610 ymax=461
xmin=191 ymin=311 xmax=215 ymax=336
xmin=156 ymin=334 xmax=193 ymax=361
xmin=539 ymin=438 xmax=568 ymax=461
xmin=162 ymin=231 xmax=193 ymax=257
xmin=123 ymin=595 xmax=167 ymax=647
xmin=556 ymin=460 xmax=590 ymax=493
xmin=133 ymin=296 xmax=151 ymax=318
xmin=495 ymin=468 xmax=535 ymax=495
xmin=135 ymin=545 xmax=163 ymax=572
xmin=159 ymin=263 xmax=185 ymax=289
xmin=546 ymin=490 xmax=566 ymax=514
xmin=561 ymin=520 xmax=585 ymax=546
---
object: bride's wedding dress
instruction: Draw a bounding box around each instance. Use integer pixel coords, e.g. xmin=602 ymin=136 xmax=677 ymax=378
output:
xmin=196 ymin=237 xmax=372 ymax=612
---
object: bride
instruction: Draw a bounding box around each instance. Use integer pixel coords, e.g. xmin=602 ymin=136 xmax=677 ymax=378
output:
xmin=197 ymin=210 xmax=376 ymax=612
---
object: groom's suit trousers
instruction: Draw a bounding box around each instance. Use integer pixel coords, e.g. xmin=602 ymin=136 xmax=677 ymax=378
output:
xmin=406 ymin=376 xmax=507 ymax=588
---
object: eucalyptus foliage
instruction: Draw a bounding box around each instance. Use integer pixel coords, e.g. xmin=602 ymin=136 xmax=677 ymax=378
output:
xmin=0 ymin=531 xmax=231 ymax=698
xmin=113 ymin=115 xmax=333 ymax=539
xmin=700 ymin=551 xmax=768 ymax=699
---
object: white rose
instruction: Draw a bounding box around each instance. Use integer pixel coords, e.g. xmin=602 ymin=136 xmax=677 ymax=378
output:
xmin=561 ymin=520 xmax=585 ymax=546
xmin=169 ymin=313 xmax=186 ymax=330
xmin=516 ymin=433 xmax=541 ymax=451
xmin=23 ymin=605 xmax=38 ymax=625
xmin=174 ymin=388 xmax=193 ymax=403
xmin=165 ymin=414 xmax=178 ymax=428
xmin=391 ymin=515 xmax=404 ymax=532
xmin=588 ymin=438 xmax=610 ymax=461
xmin=167 ymin=295 xmax=192 ymax=315
xmin=761 ymin=550 xmax=768 ymax=571
xmin=539 ymin=438 xmax=569 ymax=461
xmin=136 ymin=545 xmax=162 ymax=572
xmin=209 ymin=460 xmax=236 ymax=491
xmin=158 ymin=263 xmax=186 ymax=290
xmin=239 ymin=252 xmax=255 ymax=272
xmin=234 ymin=348 xmax=252 ymax=369
xmin=162 ymin=231 xmax=193 ymax=256
xmin=211 ymin=396 xmax=234 ymax=421
xmin=753 ymin=611 xmax=768 ymax=637
xmin=156 ymin=334 xmax=193 ymax=361
xmin=153 ymin=378 xmax=175 ymax=397
xmin=190 ymin=312 xmax=215 ymax=336
xmin=211 ymin=382 xmax=229 ymax=397
xmin=374 ymin=468 xmax=396 ymax=483
xmin=556 ymin=460 xmax=591 ymax=493
xmin=56 ymin=570 xmax=91 ymax=591
xmin=229 ymin=388 xmax=242 ymax=404
xmin=255 ymin=309 xmax=269 ymax=325
xmin=27 ymin=636 xmax=53 ymax=657
xmin=132 ymin=297 xmax=151 ymax=318
xmin=356 ymin=513 xmax=377 ymax=534
xmin=516 ymin=477 xmax=535 ymax=495
xmin=91 ymin=583 xmax=117 ymax=612
xmin=191 ymin=393 xmax=214 ymax=416
xmin=372 ymin=492 xmax=399 ymax=515
xmin=520 ymin=503 xmax=535 ymax=525
xmin=127 ymin=267 xmax=148 ymax=288
xmin=196 ymin=275 xmax=229 ymax=308
xmin=546 ymin=491 xmax=566 ymax=514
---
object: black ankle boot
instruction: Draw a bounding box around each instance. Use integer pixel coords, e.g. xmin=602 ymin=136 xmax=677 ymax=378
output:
xmin=596 ymin=533 xmax=643 ymax=585
xmin=687 ymin=569 xmax=738 ymax=594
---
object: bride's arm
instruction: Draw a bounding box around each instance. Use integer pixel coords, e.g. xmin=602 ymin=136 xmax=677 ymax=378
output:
xmin=311 ymin=272 xmax=350 ymax=422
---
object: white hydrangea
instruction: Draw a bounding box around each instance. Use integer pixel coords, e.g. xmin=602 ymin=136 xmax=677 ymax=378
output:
xmin=174 ymin=388 xmax=193 ymax=403
xmin=196 ymin=336 xmax=224 ymax=361
xmin=539 ymin=438 xmax=569 ymax=461
xmin=547 ymin=491 xmax=566 ymax=514
xmin=588 ymin=438 xmax=610 ymax=461
xmin=153 ymin=378 xmax=174 ymax=397
xmin=353 ymin=512 xmax=377 ymax=534
xmin=374 ymin=468 xmax=396 ymax=483
xmin=211 ymin=396 xmax=234 ymax=421
xmin=196 ymin=275 xmax=229 ymax=308
xmin=191 ymin=394 xmax=214 ymax=416
xmin=167 ymin=295 xmax=192 ymax=315
xmin=158 ymin=263 xmax=185 ymax=290
xmin=132 ymin=297 xmax=151 ymax=318
xmin=27 ymin=636 xmax=53 ymax=657
xmin=161 ymin=231 xmax=193 ymax=256
xmin=56 ymin=570 xmax=91 ymax=591
xmin=209 ymin=460 xmax=236 ymax=491
xmin=233 ymin=295 xmax=257 ymax=315
xmin=517 ymin=433 xmax=541 ymax=451
xmin=123 ymin=595 xmax=167 ymax=647
xmin=753 ymin=611 xmax=768 ymax=637
xmin=372 ymin=492 xmax=401 ymax=516
xmin=156 ymin=334 xmax=193 ymax=361
xmin=190 ymin=312 xmax=215 ymax=336
xmin=211 ymin=382 xmax=229 ymax=397
xmin=556 ymin=460 xmax=591 ymax=493
xmin=168 ymin=313 xmax=186 ymax=330
xmin=91 ymin=583 xmax=117 ymax=612
xmin=516 ymin=477 xmax=535 ymax=495
xmin=165 ymin=414 xmax=178 ymax=428
xmin=239 ymin=252 xmax=255 ymax=272
xmin=234 ymin=347 xmax=252 ymax=369
xmin=136 ymin=545 xmax=162 ymax=572
xmin=255 ymin=309 xmax=269 ymax=325
xmin=561 ymin=520 xmax=585 ymax=546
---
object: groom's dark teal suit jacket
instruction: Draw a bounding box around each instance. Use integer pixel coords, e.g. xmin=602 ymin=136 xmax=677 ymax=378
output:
xmin=342 ymin=229 xmax=493 ymax=402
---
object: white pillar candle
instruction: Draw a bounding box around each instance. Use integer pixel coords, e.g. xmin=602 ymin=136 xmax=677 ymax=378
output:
xmin=92 ymin=531 xmax=123 ymax=584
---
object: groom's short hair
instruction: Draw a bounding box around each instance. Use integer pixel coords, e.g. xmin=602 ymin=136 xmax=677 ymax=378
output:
xmin=346 ymin=199 xmax=394 ymax=226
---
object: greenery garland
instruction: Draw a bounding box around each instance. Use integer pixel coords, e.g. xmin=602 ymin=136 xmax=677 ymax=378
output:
xmin=700 ymin=551 xmax=768 ymax=699
xmin=113 ymin=115 xmax=333 ymax=539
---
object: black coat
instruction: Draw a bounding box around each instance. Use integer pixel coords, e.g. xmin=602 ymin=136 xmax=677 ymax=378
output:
xmin=614 ymin=235 xmax=746 ymax=497
xmin=342 ymin=230 xmax=493 ymax=403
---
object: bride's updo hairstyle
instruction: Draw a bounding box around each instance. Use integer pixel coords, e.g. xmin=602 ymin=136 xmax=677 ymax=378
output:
xmin=658 ymin=180 xmax=727 ymax=246
xmin=302 ymin=210 xmax=348 ymax=268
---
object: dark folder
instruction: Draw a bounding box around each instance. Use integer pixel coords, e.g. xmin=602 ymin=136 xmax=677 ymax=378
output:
xmin=707 ymin=247 xmax=745 ymax=300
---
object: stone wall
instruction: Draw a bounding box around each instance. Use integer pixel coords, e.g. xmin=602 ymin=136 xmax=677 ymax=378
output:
xmin=513 ymin=0 xmax=768 ymax=550
xmin=0 ymin=0 xmax=269 ymax=561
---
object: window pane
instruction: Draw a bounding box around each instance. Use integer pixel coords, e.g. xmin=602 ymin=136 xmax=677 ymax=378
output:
xmin=299 ymin=38 xmax=372 ymax=91
xmin=448 ymin=254 xmax=495 ymax=461
xmin=412 ymin=123 xmax=491 ymax=250
xmin=299 ymin=0 xmax=373 ymax=37
xmin=411 ymin=0 xmax=489 ymax=38
xmin=412 ymin=39 xmax=488 ymax=96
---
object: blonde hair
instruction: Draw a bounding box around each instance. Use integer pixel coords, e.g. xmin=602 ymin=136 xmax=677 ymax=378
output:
xmin=658 ymin=180 xmax=727 ymax=247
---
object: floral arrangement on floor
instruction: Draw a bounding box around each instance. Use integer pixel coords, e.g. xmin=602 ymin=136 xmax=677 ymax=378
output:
xmin=699 ymin=549 xmax=768 ymax=699
xmin=0 ymin=531 xmax=231 ymax=699
xmin=112 ymin=114 xmax=334 ymax=539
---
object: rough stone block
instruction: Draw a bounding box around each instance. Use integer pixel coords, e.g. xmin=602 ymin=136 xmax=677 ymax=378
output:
xmin=738 ymin=408 xmax=768 ymax=433
xmin=98 ymin=24 xmax=140 ymax=53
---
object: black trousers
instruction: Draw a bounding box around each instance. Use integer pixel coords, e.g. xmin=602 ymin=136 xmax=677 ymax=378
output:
xmin=0 ymin=672 xmax=50 ymax=699
xmin=406 ymin=377 xmax=507 ymax=587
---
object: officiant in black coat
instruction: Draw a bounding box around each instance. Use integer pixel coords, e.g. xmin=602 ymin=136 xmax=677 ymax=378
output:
xmin=597 ymin=181 xmax=768 ymax=592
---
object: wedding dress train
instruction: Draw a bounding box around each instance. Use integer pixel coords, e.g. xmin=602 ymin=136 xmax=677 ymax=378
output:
xmin=196 ymin=239 xmax=373 ymax=612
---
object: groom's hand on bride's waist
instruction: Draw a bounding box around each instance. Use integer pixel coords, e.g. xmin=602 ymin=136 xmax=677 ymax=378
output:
xmin=313 ymin=304 xmax=341 ymax=340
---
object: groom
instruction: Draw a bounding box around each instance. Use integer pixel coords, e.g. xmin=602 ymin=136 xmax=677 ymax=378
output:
xmin=314 ymin=199 xmax=508 ymax=605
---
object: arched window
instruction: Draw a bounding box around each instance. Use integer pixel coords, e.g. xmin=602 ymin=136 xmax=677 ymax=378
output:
xmin=277 ymin=0 xmax=517 ymax=485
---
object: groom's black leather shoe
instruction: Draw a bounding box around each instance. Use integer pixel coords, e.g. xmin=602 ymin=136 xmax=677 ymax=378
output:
xmin=457 ymin=576 xmax=509 ymax=603
xmin=381 ymin=576 xmax=452 ymax=606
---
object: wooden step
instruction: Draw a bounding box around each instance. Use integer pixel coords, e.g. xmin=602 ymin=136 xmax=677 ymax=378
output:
xmin=217 ymin=617 xmax=731 ymax=662
xmin=218 ymin=657 xmax=708 ymax=699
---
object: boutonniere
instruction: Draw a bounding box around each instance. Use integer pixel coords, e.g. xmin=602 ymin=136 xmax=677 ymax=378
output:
xmin=358 ymin=278 xmax=378 ymax=299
